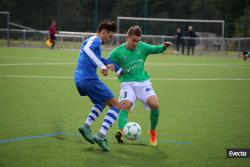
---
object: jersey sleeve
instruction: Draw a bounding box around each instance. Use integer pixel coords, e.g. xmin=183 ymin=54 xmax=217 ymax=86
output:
xmin=142 ymin=42 xmax=166 ymax=55
xmin=89 ymin=38 xmax=100 ymax=50
xmin=83 ymin=38 xmax=107 ymax=70
xmin=100 ymin=58 xmax=111 ymax=65
xmin=107 ymin=48 xmax=123 ymax=75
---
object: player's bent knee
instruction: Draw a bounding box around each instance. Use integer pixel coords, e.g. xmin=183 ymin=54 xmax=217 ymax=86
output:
xmin=147 ymin=100 xmax=159 ymax=109
xmin=122 ymin=104 xmax=131 ymax=111
xmin=121 ymin=100 xmax=132 ymax=111
xmin=116 ymin=103 xmax=122 ymax=110
xmin=106 ymin=98 xmax=122 ymax=109
xmin=150 ymin=102 xmax=159 ymax=110
xmin=147 ymin=96 xmax=159 ymax=109
xmin=110 ymin=102 xmax=122 ymax=110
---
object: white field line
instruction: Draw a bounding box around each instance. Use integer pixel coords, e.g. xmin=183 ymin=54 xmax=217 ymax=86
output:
xmin=0 ymin=56 xmax=74 ymax=61
xmin=1 ymin=74 xmax=250 ymax=81
xmin=0 ymin=63 xmax=75 ymax=66
xmin=0 ymin=62 xmax=249 ymax=67
xmin=145 ymin=62 xmax=250 ymax=66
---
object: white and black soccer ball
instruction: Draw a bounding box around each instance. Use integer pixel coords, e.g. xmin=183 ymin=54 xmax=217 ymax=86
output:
xmin=123 ymin=122 xmax=141 ymax=140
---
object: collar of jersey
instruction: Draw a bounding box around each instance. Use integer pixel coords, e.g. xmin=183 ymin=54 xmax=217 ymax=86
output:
xmin=124 ymin=43 xmax=138 ymax=51
xmin=94 ymin=35 xmax=102 ymax=43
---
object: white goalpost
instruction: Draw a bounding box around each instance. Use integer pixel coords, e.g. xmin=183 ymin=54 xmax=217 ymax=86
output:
xmin=115 ymin=16 xmax=235 ymax=55
xmin=117 ymin=16 xmax=225 ymax=37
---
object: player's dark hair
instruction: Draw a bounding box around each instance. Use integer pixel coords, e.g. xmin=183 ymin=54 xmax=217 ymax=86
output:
xmin=127 ymin=25 xmax=142 ymax=37
xmin=97 ymin=20 xmax=116 ymax=33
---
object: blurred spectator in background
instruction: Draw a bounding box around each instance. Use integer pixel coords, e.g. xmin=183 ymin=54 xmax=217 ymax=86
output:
xmin=175 ymin=27 xmax=185 ymax=55
xmin=242 ymin=51 xmax=250 ymax=61
xmin=48 ymin=20 xmax=57 ymax=49
xmin=187 ymin=26 xmax=196 ymax=55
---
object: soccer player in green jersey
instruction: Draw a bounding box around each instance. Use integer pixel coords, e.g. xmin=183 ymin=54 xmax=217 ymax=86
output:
xmin=108 ymin=25 xmax=172 ymax=146
xmin=242 ymin=51 xmax=250 ymax=61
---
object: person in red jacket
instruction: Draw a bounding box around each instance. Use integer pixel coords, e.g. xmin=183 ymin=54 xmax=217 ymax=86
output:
xmin=48 ymin=21 xmax=57 ymax=49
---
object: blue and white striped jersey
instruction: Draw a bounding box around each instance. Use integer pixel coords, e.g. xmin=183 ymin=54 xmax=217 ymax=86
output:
xmin=74 ymin=35 xmax=110 ymax=82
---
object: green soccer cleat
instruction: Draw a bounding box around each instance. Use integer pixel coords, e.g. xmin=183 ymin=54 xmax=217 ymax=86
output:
xmin=93 ymin=135 xmax=110 ymax=152
xmin=115 ymin=130 xmax=124 ymax=144
xmin=78 ymin=125 xmax=95 ymax=144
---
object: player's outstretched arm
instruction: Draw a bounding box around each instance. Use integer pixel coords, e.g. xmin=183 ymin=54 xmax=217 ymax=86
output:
xmin=143 ymin=41 xmax=172 ymax=55
xmin=83 ymin=39 xmax=107 ymax=71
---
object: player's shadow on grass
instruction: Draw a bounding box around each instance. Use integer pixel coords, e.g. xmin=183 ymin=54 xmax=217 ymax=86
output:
xmin=52 ymin=131 xmax=169 ymax=166
xmin=52 ymin=129 xmax=84 ymax=144
xmin=54 ymin=134 xmax=85 ymax=145
xmin=118 ymin=141 xmax=148 ymax=147
xmin=80 ymin=143 xmax=168 ymax=167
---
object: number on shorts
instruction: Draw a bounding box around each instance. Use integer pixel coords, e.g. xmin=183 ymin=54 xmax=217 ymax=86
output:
xmin=122 ymin=91 xmax=127 ymax=98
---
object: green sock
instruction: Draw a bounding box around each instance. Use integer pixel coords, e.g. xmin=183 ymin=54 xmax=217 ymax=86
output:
xmin=150 ymin=108 xmax=160 ymax=130
xmin=118 ymin=110 xmax=128 ymax=129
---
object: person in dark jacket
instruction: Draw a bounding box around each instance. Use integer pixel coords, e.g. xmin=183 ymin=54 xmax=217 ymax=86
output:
xmin=175 ymin=27 xmax=185 ymax=55
xmin=187 ymin=26 xmax=196 ymax=55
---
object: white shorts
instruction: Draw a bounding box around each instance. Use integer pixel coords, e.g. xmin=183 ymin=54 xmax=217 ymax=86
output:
xmin=119 ymin=80 xmax=157 ymax=110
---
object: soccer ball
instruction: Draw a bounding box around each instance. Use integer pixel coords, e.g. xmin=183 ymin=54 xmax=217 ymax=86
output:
xmin=123 ymin=122 xmax=141 ymax=140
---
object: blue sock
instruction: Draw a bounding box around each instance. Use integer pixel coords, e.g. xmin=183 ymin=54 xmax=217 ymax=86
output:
xmin=99 ymin=107 xmax=120 ymax=136
xmin=84 ymin=103 xmax=105 ymax=127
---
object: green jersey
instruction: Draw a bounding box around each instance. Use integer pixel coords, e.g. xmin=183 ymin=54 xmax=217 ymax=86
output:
xmin=108 ymin=41 xmax=166 ymax=82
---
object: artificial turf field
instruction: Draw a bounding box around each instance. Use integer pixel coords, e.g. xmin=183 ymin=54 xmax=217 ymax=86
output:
xmin=0 ymin=47 xmax=250 ymax=167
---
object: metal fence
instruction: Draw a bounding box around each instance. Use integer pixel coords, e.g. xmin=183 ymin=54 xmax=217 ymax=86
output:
xmin=0 ymin=29 xmax=249 ymax=57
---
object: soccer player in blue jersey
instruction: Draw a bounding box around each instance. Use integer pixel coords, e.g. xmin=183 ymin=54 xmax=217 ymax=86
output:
xmin=74 ymin=20 xmax=121 ymax=151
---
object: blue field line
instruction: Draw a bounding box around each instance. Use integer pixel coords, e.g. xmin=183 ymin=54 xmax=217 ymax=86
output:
xmin=138 ymin=137 xmax=192 ymax=145
xmin=160 ymin=140 xmax=192 ymax=144
xmin=0 ymin=132 xmax=65 ymax=144
xmin=0 ymin=131 xmax=192 ymax=145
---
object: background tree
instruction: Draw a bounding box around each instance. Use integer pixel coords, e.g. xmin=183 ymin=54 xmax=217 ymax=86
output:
xmin=0 ymin=0 xmax=249 ymax=37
